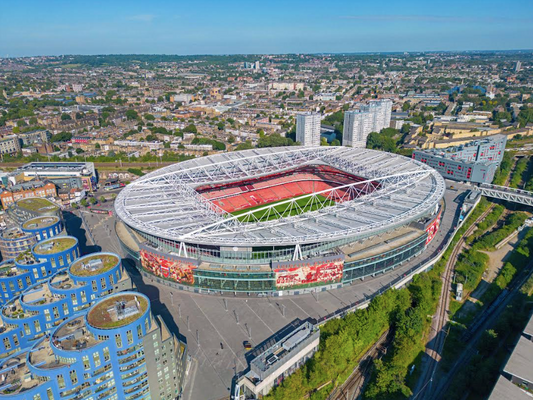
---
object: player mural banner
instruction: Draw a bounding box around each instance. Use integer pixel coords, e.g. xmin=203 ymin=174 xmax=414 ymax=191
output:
xmin=425 ymin=210 xmax=442 ymax=245
xmin=273 ymin=254 xmax=344 ymax=289
xmin=139 ymin=245 xmax=199 ymax=285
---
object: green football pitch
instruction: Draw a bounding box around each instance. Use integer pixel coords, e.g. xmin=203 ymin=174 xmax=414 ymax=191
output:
xmin=230 ymin=194 xmax=335 ymax=222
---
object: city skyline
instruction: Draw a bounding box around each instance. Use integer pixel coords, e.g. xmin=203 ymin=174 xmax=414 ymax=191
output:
xmin=1 ymin=0 xmax=532 ymax=57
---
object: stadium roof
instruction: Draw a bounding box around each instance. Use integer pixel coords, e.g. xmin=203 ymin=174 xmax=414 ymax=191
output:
xmin=115 ymin=147 xmax=445 ymax=246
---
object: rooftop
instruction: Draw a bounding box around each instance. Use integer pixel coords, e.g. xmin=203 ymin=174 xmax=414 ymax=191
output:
xmin=53 ymin=316 xmax=100 ymax=351
xmin=50 ymin=271 xmax=81 ymax=291
xmin=29 ymin=338 xmax=70 ymax=370
xmin=247 ymin=321 xmax=319 ymax=380
xmin=488 ymin=376 xmax=532 ymax=400
xmin=0 ymin=227 xmax=31 ymax=240
xmin=22 ymin=216 xmax=60 ymax=230
xmin=503 ymin=336 xmax=533 ymax=384
xmin=16 ymin=198 xmax=59 ymax=213
xmin=33 ymin=237 xmax=77 ymax=255
xmin=0 ymin=352 xmax=40 ymax=395
xmin=70 ymin=253 xmax=119 ymax=277
xmin=15 ymin=250 xmax=38 ymax=266
xmin=0 ymin=261 xmax=20 ymax=278
xmin=87 ymin=293 xmax=148 ymax=329
xmin=116 ymin=147 xmax=444 ymax=247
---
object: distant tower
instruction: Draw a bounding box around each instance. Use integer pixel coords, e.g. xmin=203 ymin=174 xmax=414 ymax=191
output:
xmin=515 ymin=61 xmax=522 ymax=73
xmin=343 ymin=100 xmax=392 ymax=148
xmin=296 ymin=112 xmax=321 ymax=147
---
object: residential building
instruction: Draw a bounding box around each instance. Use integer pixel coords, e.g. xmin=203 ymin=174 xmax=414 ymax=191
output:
xmin=343 ymin=109 xmax=374 ymax=148
xmin=0 ymin=181 xmax=57 ymax=209
xmin=0 ymin=222 xmax=188 ymax=399
xmin=17 ymin=129 xmax=51 ymax=146
xmin=296 ymin=112 xmax=321 ymax=147
xmin=0 ymin=135 xmax=21 ymax=156
xmin=412 ymin=134 xmax=507 ymax=184
xmin=343 ymin=100 xmax=393 ymax=148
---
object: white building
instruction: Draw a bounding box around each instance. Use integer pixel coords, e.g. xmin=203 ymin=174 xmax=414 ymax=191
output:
xmin=296 ymin=113 xmax=321 ymax=147
xmin=343 ymin=99 xmax=392 ymax=148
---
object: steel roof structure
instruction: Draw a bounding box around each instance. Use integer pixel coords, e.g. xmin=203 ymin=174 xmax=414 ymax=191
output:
xmin=115 ymin=147 xmax=445 ymax=246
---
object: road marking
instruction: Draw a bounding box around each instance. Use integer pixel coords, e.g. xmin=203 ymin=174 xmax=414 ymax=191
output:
xmin=243 ymin=301 xmax=274 ymax=334
xmin=189 ymin=296 xmax=246 ymax=369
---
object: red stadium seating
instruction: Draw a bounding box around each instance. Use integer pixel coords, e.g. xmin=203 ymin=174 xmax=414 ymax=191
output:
xmin=198 ymin=164 xmax=379 ymax=213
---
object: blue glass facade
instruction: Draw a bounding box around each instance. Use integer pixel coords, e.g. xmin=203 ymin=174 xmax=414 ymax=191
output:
xmin=0 ymin=224 xmax=187 ymax=399
xmin=0 ymin=291 xmax=187 ymax=400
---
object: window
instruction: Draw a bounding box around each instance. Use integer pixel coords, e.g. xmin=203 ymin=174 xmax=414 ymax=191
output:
xmin=46 ymin=388 xmax=54 ymax=400
xmin=100 ymin=277 xmax=106 ymax=289
xmin=13 ymin=335 xmax=19 ymax=347
xmin=71 ymin=293 xmax=78 ymax=306
xmin=92 ymin=281 xmax=98 ymax=291
xmin=24 ymin=323 xmax=31 ymax=335
xmin=115 ymin=334 xmax=122 ymax=348
xmin=127 ymin=330 xmax=133 ymax=345
xmin=57 ymin=374 xmax=65 ymax=389
xmin=103 ymin=347 xmax=110 ymax=362
xmin=34 ymin=320 xmax=41 ymax=333
xmin=93 ymin=351 xmax=101 ymax=367
xmin=70 ymin=370 xmax=78 ymax=385
xmin=58 ymin=256 xmax=64 ymax=266
xmin=44 ymin=309 xmax=51 ymax=321
xmin=3 ymin=337 xmax=11 ymax=350
xmin=83 ymin=355 xmax=90 ymax=369
xmin=137 ymin=325 xmax=143 ymax=339
xmin=53 ymin=306 xmax=59 ymax=319
xmin=63 ymin=303 xmax=69 ymax=316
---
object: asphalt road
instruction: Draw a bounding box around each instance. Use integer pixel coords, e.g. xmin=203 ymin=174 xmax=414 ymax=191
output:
xmin=65 ymin=185 xmax=465 ymax=400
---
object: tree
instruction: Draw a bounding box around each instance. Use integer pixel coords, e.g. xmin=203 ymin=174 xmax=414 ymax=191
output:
xmin=89 ymin=197 xmax=97 ymax=205
xmin=95 ymin=143 xmax=101 ymax=149
xmin=99 ymin=196 xmax=106 ymax=203
xmin=144 ymin=113 xmax=155 ymax=121
xmin=183 ymin=124 xmax=197 ymax=134
xmin=75 ymin=112 xmax=85 ymax=120
xmin=228 ymin=135 xmax=235 ymax=144
xmin=125 ymin=109 xmax=139 ymax=120
xmin=217 ymin=122 xmax=225 ymax=131
xmin=80 ymin=198 xmax=88 ymax=207
xmin=75 ymin=148 xmax=84 ymax=154
xmin=257 ymin=133 xmax=295 ymax=148
xmin=235 ymin=140 xmax=253 ymax=151
xmin=61 ymin=113 xmax=72 ymax=121
xmin=50 ymin=131 xmax=72 ymax=143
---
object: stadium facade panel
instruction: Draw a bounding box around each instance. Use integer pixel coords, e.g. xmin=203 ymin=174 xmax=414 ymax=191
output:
xmin=116 ymin=147 xmax=445 ymax=294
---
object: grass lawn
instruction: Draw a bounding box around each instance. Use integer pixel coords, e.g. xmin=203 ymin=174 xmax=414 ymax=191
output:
xmin=17 ymin=198 xmax=58 ymax=212
xmin=34 ymin=238 xmax=77 ymax=255
xmin=88 ymin=294 xmax=148 ymax=329
xmin=231 ymin=194 xmax=335 ymax=222
xmin=70 ymin=254 xmax=119 ymax=276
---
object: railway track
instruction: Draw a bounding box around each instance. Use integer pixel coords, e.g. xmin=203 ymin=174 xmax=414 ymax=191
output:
xmin=328 ymin=331 xmax=390 ymax=400
xmin=413 ymin=203 xmax=496 ymax=399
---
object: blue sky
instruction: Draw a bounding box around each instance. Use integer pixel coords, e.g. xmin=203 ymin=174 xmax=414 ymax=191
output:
xmin=1 ymin=0 xmax=532 ymax=56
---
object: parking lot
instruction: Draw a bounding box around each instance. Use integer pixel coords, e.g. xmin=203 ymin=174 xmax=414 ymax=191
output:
xmin=68 ymin=184 xmax=465 ymax=400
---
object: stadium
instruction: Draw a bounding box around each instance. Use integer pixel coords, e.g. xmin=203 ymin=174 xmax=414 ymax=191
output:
xmin=115 ymin=147 xmax=445 ymax=295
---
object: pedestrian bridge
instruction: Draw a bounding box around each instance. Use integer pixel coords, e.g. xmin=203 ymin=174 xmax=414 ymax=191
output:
xmin=473 ymin=184 xmax=533 ymax=206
